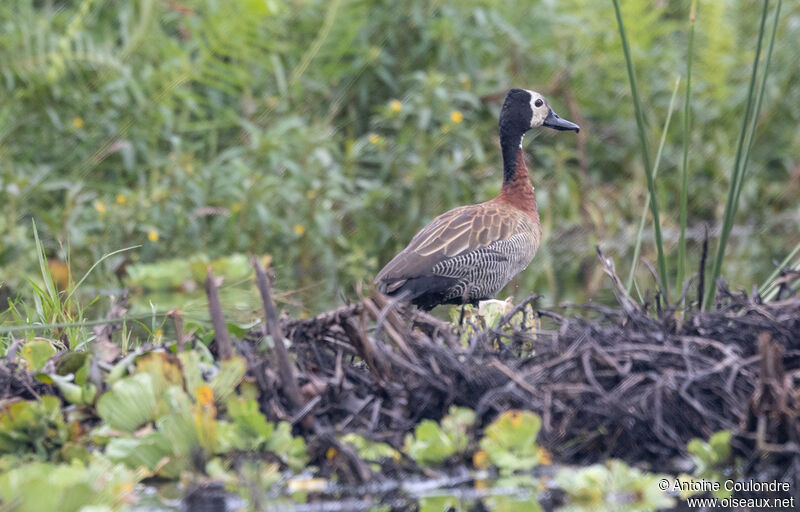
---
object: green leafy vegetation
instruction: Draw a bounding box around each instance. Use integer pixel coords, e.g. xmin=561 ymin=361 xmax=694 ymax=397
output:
xmin=676 ymin=1 xmax=696 ymax=293
xmin=611 ymin=0 xmax=669 ymax=299
xmin=0 ymin=347 xmax=310 ymax=504
xmin=705 ymin=0 xmax=783 ymax=309
xmin=684 ymin=430 xmax=736 ymax=499
xmin=0 ymin=0 xmax=797 ymax=316
xmin=0 ymin=458 xmax=139 ymax=512
xmin=626 ymin=75 xmax=681 ymax=296
xmin=556 ymin=460 xmax=675 ymax=512
xmin=339 ymin=433 xmax=400 ymax=471
xmin=478 ymin=410 xmax=542 ymax=473
xmin=0 ymin=396 xmax=70 ymax=461
xmin=404 ymin=405 xmax=475 ymax=466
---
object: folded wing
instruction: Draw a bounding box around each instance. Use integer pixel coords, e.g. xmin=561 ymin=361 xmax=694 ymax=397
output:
xmin=375 ymin=203 xmax=536 ymax=305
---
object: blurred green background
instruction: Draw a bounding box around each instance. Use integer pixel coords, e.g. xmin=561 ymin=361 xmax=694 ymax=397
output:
xmin=1 ymin=0 xmax=798 ymax=316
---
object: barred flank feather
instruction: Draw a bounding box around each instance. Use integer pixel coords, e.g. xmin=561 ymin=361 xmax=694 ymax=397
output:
xmin=375 ymin=202 xmax=540 ymax=310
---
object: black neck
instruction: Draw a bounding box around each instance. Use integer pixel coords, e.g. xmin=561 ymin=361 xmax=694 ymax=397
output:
xmin=500 ymin=126 xmax=525 ymax=185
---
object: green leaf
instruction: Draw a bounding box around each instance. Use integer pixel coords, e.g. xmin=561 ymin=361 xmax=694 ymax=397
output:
xmin=211 ymin=356 xmax=246 ymax=403
xmin=708 ymin=430 xmax=732 ymax=461
xmin=225 ymin=396 xmax=274 ymax=450
xmin=479 ymin=410 xmax=541 ymax=473
xmin=339 ymin=433 xmax=399 ymax=470
xmin=54 ymin=351 xmax=88 ymax=376
xmin=0 ymin=396 xmax=68 ymax=459
xmin=404 ymin=406 xmax=476 ymax=467
xmin=477 ymin=299 xmax=514 ymax=329
xmin=178 ymin=350 xmax=204 ymax=399
xmin=404 ymin=420 xmax=456 ymax=467
xmin=105 ymin=351 xmax=139 ymax=385
xmin=158 ymin=412 xmax=199 ymax=457
xmin=268 ymin=421 xmax=308 ymax=471
xmin=46 ymin=373 xmax=96 ymax=406
xmin=340 ymin=433 xmax=399 ymax=462
xmin=556 ymin=460 xmax=675 ymax=511
xmin=440 ymin=406 xmax=475 ymax=452
xmin=136 ymin=352 xmax=185 ymax=396
xmin=19 ymin=339 xmax=56 ymax=371
xmin=96 ymin=373 xmax=158 ymax=432
xmin=484 ymin=492 xmax=544 ymax=512
xmin=686 ymin=430 xmax=733 ymax=498
xmin=0 ymin=458 xmax=140 ymax=511
xmin=105 ymin=431 xmax=173 ymax=472
xmin=419 ymin=496 xmax=461 ymax=512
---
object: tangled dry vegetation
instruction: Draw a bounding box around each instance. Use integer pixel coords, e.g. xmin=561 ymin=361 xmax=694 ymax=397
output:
xmin=241 ymin=256 xmax=800 ymax=491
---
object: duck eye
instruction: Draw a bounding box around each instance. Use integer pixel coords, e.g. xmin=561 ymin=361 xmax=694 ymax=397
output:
xmin=534 ymin=99 xmax=544 ymax=108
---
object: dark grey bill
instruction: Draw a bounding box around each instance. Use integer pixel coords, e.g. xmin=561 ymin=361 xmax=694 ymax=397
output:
xmin=543 ymin=108 xmax=580 ymax=132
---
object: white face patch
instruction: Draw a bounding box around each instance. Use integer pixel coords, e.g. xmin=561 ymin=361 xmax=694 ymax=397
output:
xmin=527 ymin=89 xmax=548 ymax=128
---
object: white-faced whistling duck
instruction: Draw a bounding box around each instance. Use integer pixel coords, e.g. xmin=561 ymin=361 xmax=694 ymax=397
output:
xmin=375 ymin=88 xmax=579 ymax=310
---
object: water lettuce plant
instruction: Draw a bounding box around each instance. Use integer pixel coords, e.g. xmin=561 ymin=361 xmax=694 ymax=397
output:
xmin=404 ymin=406 xmax=475 ymax=467
xmin=556 ymin=460 xmax=675 ymax=512
xmin=477 ymin=410 xmax=543 ymax=473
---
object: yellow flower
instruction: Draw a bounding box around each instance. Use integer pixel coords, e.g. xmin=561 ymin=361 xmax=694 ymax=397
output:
xmin=537 ymin=446 xmax=552 ymax=466
xmin=72 ymin=117 xmax=84 ymax=129
xmin=116 ymin=194 xmax=127 ymax=204
xmin=154 ymin=329 xmax=163 ymax=339
xmin=232 ymin=202 xmax=243 ymax=213
xmin=368 ymin=133 xmax=382 ymax=145
xmin=473 ymin=449 xmax=490 ymax=469
xmin=196 ymin=385 xmax=214 ymax=407
xmin=147 ymin=230 xmax=159 ymax=242
xmin=115 ymin=481 xmax=136 ymax=504
xmin=389 ymin=99 xmax=402 ymax=112
xmin=293 ymin=224 xmax=306 ymax=235
xmin=94 ymin=201 xmax=107 ymax=214
xmin=450 ymin=110 xmax=464 ymax=123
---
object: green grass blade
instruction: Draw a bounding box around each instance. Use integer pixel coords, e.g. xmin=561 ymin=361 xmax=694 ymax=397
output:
xmin=759 ymin=238 xmax=800 ymax=299
xmin=705 ymin=0 xmax=771 ymax=310
xmin=676 ymin=1 xmax=696 ymax=294
xmin=31 ymin=220 xmax=58 ymax=303
xmin=612 ymin=0 xmax=669 ymax=300
xmin=64 ymin=245 xmax=141 ymax=305
xmin=733 ymin=0 xmax=782 ymax=219
xmin=626 ymin=76 xmax=681 ymax=294
xmin=763 ymin=262 xmax=800 ymax=302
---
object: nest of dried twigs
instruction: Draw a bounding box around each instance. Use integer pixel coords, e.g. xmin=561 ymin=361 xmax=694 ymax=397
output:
xmin=240 ymin=253 xmax=800 ymax=489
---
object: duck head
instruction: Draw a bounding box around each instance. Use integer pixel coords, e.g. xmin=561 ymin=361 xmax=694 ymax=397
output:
xmin=499 ymin=88 xmax=580 ymax=137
